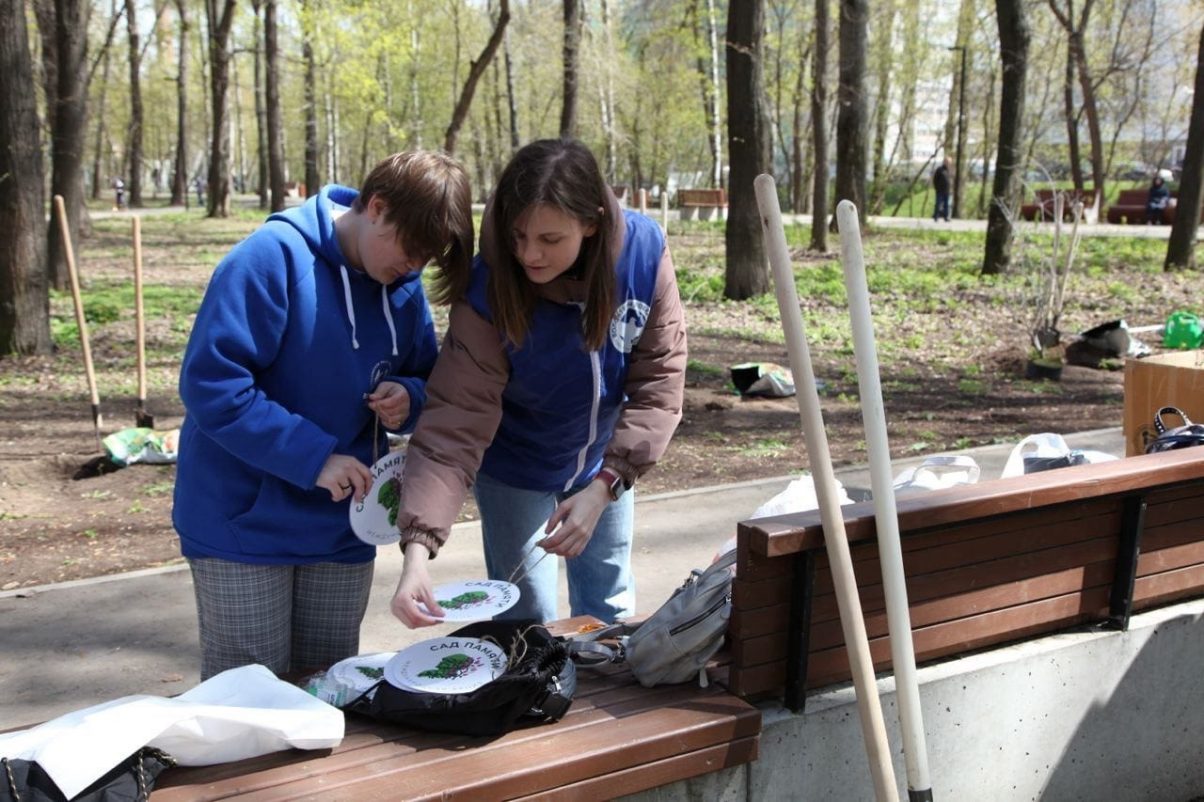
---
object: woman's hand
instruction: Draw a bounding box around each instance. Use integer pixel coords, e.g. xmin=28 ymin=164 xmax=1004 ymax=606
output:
xmin=538 ymin=482 xmax=610 ymax=558
xmin=316 ymin=454 xmax=373 ymax=502
xmin=367 ymin=381 xmax=411 ymax=430
xmin=390 ymin=542 xmax=446 ymax=627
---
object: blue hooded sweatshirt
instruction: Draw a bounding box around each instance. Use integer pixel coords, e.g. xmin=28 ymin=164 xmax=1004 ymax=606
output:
xmin=172 ymin=185 xmax=437 ymax=564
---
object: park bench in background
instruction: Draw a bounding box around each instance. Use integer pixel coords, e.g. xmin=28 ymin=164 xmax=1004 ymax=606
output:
xmin=678 ymin=187 xmax=728 ymax=221
xmin=1105 ymin=187 xmax=1180 ymax=225
xmin=154 ymin=616 xmax=761 ymax=800
xmin=1020 ymin=187 xmax=1097 ymax=222
xmin=726 ymin=447 xmax=1204 ymax=708
xmin=611 ymin=184 xmax=630 ymax=207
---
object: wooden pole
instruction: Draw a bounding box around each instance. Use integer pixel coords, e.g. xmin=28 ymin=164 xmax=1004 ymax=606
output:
xmin=754 ymin=175 xmax=898 ymax=801
xmin=54 ymin=195 xmax=103 ymax=451
xmin=837 ymin=199 xmax=933 ymax=801
xmin=132 ymin=216 xmax=153 ymax=428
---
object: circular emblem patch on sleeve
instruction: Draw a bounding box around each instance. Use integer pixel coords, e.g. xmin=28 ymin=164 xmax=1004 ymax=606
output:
xmin=609 ymin=299 xmax=651 ymax=354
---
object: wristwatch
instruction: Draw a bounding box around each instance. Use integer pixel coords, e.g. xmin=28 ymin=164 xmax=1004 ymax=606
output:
xmin=595 ymin=467 xmax=627 ymax=502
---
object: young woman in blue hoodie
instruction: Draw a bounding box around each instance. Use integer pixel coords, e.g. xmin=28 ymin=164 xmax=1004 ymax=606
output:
xmin=389 ymin=139 xmax=687 ymax=628
xmin=174 ymin=151 xmax=473 ymax=679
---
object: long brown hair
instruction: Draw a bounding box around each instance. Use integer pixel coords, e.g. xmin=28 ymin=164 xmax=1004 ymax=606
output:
xmin=485 ymin=139 xmax=617 ymax=350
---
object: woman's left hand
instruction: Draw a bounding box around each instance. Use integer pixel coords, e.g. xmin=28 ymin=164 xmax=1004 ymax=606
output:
xmin=366 ymin=381 xmax=411 ymax=429
xmin=539 ymin=483 xmax=610 ymax=558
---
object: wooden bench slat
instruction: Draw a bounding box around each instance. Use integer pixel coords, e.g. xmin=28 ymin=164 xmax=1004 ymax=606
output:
xmin=745 ymin=451 xmax=1204 ymax=557
xmin=512 ymin=736 xmax=760 ymax=802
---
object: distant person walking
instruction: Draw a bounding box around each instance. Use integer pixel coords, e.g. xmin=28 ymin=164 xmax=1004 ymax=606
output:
xmin=194 ymin=176 xmax=206 ymax=206
xmin=932 ymin=159 xmax=951 ymax=222
xmin=1145 ymin=175 xmax=1170 ymax=225
xmin=113 ymin=177 xmax=126 ymax=211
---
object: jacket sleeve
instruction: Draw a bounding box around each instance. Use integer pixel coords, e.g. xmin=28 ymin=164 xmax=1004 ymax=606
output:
xmin=387 ymin=291 xmax=438 ymax=433
xmin=178 ymin=237 xmax=338 ymax=490
xmin=396 ymin=301 xmax=509 ymax=556
xmin=603 ymin=244 xmax=687 ymax=486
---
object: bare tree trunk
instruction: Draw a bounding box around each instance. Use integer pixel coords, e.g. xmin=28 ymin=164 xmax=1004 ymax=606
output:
xmin=503 ymin=21 xmax=519 ymax=150
xmin=977 ymin=68 xmax=996 ymax=216
xmin=868 ymin=0 xmax=896 ymax=214
xmin=205 ymin=0 xmax=236 ymax=217
xmin=598 ymin=0 xmax=617 ymax=181
xmin=0 ymin=0 xmax=52 ymax=354
xmin=409 ymin=2 xmax=423 ymax=148
xmin=251 ymin=0 xmax=268 ymax=209
xmin=704 ymin=0 xmax=722 ymax=187
xmin=302 ymin=0 xmax=319 ymax=197
xmin=90 ymin=0 xmax=117 ymax=202
xmin=832 ymin=0 xmax=868 ymax=229
xmin=265 ymin=0 xmax=285 ymax=211
xmin=983 ymin=0 xmax=1029 ymax=276
xmin=37 ymin=0 xmax=92 ymax=291
xmin=124 ymin=0 xmax=143 ymax=206
xmin=444 ymin=0 xmax=509 ymax=155
xmin=897 ymin=0 xmax=920 ymax=163
xmin=327 ymin=73 xmax=338 ymax=183
xmin=1062 ymin=38 xmax=1083 ymax=189
xmin=560 ymin=0 xmax=581 ymax=139
xmin=949 ymin=0 xmax=973 ymax=218
xmin=790 ymin=28 xmax=810 ymax=213
xmin=1049 ymin=0 xmax=1103 ymax=202
xmin=811 ymin=0 xmax=829 ymax=251
xmin=171 ymin=0 xmax=188 ymax=206
xmin=723 ymin=0 xmax=770 ymax=300
xmin=1165 ymin=23 xmax=1204 ymax=271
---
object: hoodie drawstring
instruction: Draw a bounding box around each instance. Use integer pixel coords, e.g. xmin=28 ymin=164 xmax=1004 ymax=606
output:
xmin=340 ymin=264 xmax=398 ymax=356
xmin=381 ymin=286 xmax=399 ymax=356
xmin=338 ymin=265 xmax=360 ymax=349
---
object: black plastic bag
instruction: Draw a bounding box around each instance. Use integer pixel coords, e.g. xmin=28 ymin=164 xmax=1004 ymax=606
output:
xmin=0 ymin=748 xmax=174 ymax=802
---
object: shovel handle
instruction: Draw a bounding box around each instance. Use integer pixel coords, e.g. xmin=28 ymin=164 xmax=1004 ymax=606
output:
xmin=54 ymin=195 xmax=103 ymax=438
xmin=133 ymin=216 xmax=147 ymax=408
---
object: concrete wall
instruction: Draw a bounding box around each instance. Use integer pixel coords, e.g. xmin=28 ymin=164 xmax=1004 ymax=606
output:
xmin=624 ymin=597 xmax=1204 ymax=802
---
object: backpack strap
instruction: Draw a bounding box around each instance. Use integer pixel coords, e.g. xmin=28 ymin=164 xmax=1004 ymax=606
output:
xmin=564 ymin=622 xmax=635 ymax=667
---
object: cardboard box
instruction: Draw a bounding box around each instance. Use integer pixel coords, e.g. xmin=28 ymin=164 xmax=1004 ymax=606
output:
xmin=1123 ymin=350 xmax=1204 ymax=456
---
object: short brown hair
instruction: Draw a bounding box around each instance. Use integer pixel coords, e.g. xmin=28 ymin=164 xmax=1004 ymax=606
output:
xmin=354 ymin=151 xmax=473 ymax=286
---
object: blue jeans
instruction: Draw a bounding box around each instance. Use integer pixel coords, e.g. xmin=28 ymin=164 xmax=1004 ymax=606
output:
xmin=474 ymin=471 xmax=635 ymax=623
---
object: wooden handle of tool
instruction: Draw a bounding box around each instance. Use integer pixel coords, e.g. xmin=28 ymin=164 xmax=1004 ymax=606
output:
xmin=54 ymin=196 xmax=101 ymax=416
xmin=133 ymin=216 xmax=147 ymax=405
xmin=754 ymin=175 xmax=899 ymax=802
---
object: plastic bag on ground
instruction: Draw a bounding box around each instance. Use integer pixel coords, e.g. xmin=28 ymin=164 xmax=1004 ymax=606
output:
xmin=1000 ymin=433 xmax=1118 ymax=479
xmin=893 ymin=455 xmax=981 ymax=495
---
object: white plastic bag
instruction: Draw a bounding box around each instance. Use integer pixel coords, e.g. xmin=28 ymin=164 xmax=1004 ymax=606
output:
xmin=1000 ymin=433 xmax=1118 ymax=479
xmin=892 ymin=455 xmax=981 ymax=495
xmin=0 ymin=664 xmax=344 ymax=799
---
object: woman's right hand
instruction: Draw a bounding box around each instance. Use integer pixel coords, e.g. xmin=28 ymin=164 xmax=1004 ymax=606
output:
xmin=390 ymin=542 xmax=446 ymax=628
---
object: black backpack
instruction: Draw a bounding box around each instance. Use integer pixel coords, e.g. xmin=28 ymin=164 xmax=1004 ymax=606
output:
xmin=1145 ymin=407 xmax=1204 ymax=453
xmin=343 ymin=620 xmax=575 ymax=737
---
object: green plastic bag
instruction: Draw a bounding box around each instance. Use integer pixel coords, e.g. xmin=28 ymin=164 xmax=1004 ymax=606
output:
xmin=1163 ymin=311 xmax=1203 ymax=350
xmin=101 ymin=427 xmax=180 ymax=466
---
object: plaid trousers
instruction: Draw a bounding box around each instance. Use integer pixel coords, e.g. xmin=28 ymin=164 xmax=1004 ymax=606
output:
xmin=188 ymin=557 xmax=374 ymax=680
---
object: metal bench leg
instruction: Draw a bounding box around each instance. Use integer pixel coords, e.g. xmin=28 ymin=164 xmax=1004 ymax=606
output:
xmin=785 ymin=551 xmax=815 ymax=712
xmin=1105 ymin=494 xmax=1146 ymax=631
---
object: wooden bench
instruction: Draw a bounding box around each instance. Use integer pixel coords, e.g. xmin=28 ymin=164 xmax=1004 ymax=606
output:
xmin=1106 ymin=188 xmax=1179 ymax=225
xmin=678 ymin=188 xmax=728 ymax=221
xmin=726 ymin=448 xmax=1204 ymax=708
xmin=153 ymin=617 xmax=761 ymax=800
xmin=1020 ymin=187 xmax=1097 ymax=222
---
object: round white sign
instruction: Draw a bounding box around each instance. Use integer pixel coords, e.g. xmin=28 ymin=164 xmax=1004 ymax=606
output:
xmin=417 ymin=579 xmax=521 ymax=622
xmin=327 ymin=651 xmax=396 ymax=696
xmin=349 ymin=450 xmax=406 ymax=545
xmin=384 ymin=637 xmax=507 ymax=695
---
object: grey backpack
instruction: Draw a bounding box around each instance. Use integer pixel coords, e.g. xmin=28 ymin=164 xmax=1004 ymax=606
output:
xmin=569 ymin=549 xmax=736 ymax=687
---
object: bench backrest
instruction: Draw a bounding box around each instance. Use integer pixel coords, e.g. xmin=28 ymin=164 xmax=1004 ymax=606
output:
xmin=1114 ymin=188 xmax=1151 ymax=207
xmin=727 ymin=448 xmax=1204 ymax=704
xmin=678 ymin=188 xmax=728 ymax=207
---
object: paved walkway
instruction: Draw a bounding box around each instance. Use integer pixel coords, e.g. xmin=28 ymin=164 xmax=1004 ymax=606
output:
xmin=0 ymin=427 xmax=1125 ymax=729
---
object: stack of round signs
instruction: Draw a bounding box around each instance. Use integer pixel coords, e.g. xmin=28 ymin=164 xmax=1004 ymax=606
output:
xmin=384 ymin=637 xmax=507 ymax=695
xmin=416 ymin=580 xmax=520 ymax=621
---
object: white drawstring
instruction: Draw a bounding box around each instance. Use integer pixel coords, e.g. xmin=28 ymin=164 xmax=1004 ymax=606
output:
xmin=380 ymin=285 xmax=398 ymax=356
xmin=339 ymin=265 xmax=360 ymax=350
